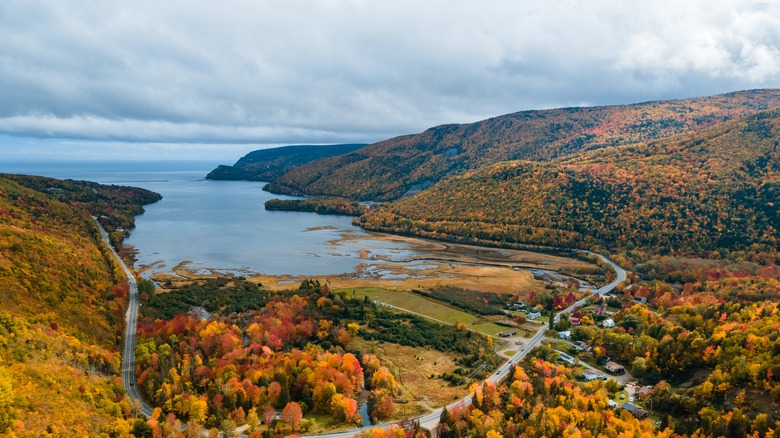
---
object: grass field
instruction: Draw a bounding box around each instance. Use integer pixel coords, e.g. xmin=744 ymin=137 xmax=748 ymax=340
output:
xmin=349 ymin=338 xmax=469 ymax=413
xmin=344 ymin=287 xmax=507 ymax=336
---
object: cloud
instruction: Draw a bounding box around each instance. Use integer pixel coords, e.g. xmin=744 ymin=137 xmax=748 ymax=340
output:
xmin=0 ymin=114 xmax=385 ymax=143
xmin=0 ymin=0 xmax=779 ymax=156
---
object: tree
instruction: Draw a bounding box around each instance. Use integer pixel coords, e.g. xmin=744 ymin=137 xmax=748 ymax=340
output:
xmin=439 ymin=407 xmax=456 ymax=438
xmin=371 ymin=393 xmax=395 ymax=420
xmin=183 ymin=421 xmax=205 ymax=438
xmin=630 ymin=357 xmax=647 ymax=379
xmin=281 ymin=402 xmax=303 ymax=431
xmin=246 ymin=407 xmax=260 ymax=431
xmin=313 ymin=382 xmax=338 ymax=413
xmin=220 ymin=419 xmax=238 ymax=438
xmin=371 ymin=367 xmax=397 ymax=393
xmin=0 ymin=370 xmax=14 ymax=433
xmin=189 ymin=397 xmax=209 ymax=424
xmin=131 ymin=419 xmax=154 ymax=438
xmin=554 ymin=314 xmax=572 ymax=331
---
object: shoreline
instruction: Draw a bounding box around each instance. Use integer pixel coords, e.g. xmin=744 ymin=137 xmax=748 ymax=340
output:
xmin=146 ymin=229 xmax=602 ymax=295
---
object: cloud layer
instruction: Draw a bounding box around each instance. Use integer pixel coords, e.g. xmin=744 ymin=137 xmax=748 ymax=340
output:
xmin=1 ymin=0 xmax=779 ymax=155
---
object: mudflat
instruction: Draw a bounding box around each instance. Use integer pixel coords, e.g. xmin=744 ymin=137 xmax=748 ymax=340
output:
xmin=151 ymin=230 xmax=601 ymax=295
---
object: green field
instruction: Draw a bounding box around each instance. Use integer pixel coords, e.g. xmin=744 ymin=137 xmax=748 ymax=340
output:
xmin=343 ymin=287 xmax=506 ymax=336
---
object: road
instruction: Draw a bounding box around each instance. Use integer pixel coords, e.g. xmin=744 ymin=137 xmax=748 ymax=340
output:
xmin=95 ymin=219 xmax=154 ymax=418
xmin=310 ymin=250 xmax=627 ymax=437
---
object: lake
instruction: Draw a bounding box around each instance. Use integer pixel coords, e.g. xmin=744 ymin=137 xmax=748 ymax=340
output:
xmin=0 ymin=160 xmax=422 ymax=277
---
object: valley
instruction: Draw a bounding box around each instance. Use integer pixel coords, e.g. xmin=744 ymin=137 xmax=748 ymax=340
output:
xmin=1 ymin=90 xmax=779 ymax=437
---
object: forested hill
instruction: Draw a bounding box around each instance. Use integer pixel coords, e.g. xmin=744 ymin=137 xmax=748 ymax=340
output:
xmin=359 ymin=108 xmax=780 ymax=259
xmin=206 ymin=143 xmax=366 ymax=181
xmin=0 ymin=175 xmax=159 ymax=435
xmin=266 ymin=89 xmax=780 ymax=200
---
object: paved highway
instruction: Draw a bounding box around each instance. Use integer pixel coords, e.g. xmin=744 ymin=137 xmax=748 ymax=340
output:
xmin=95 ymin=220 xmax=154 ymax=418
xmin=309 ymin=250 xmax=627 ymax=437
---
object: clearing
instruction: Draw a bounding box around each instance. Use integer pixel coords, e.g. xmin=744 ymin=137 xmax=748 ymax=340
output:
xmin=349 ymin=338 xmax=469 ymax=416
xmin=346 ymin=287 xmax=507 ymax=336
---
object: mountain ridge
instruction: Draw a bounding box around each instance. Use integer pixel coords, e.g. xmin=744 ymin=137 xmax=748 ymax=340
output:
xmin=206 ymin=143 xmax=366 ymax=182
xmin=0 ymin=174 xmax=160 ymax=435
xmin=358 ymin=108 xmax=780 ymax=258
xmin=265 ymin=89 xmax=780 ymax=200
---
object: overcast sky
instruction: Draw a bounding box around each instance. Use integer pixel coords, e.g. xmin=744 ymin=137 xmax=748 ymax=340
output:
xmin=2 ymin=0 xmax=780 ymax=161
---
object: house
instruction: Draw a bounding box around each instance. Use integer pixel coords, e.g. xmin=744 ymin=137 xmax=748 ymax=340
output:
xmin=570 ymin=317 xmax=580 ymax=325
xmin=605 ymin=361 xmax=625 ymax=375
xmin=558 ymin=353 xmax=576 ymax=365
xmin=527 ymin=311 xmax=542 ymax=320
xmin=608 ymin=400 xmax=618 ymax=409
xmin=633 ymin=296 xmax=648 ymax=304
xmin=582 ymin=370 xmax=599 ymax=382
xmin=637 ymin=386 xmax=654 ymax=400
xmin=622 ymin=403 xmax=649 ymax=419
xmin=558 ymin=330 xmax=571 ymax=339
xmin=512 ymin=301 xmax=527 ymax=309
xmin=498 ymin=330 xmax=517 ymax=338
xmin=602 ymin=318 xmax=616 ymax=328
xmin=573 ymin=341 xmax=591 ymax=351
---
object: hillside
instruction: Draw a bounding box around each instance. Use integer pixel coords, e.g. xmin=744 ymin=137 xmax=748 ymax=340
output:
xmin=266 ymin=89 xmax=780 ymax=200
xmin=358 ymin=109 xmax=780 ymax=259
xmin=0 ymin=175 xmax=159 ymax=435
xmin=206 ymin=143 xmax=366 ymax=181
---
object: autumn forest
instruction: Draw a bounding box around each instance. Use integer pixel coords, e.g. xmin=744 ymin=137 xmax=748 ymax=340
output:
xmin=2 ymin=89 xmax=780 ymax=437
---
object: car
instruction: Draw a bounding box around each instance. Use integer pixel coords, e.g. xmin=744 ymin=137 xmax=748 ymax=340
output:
xmin=629 ymin=396 xmax=634 ymax=402
xmin=130 ymin=382 xmax=134 ymax=386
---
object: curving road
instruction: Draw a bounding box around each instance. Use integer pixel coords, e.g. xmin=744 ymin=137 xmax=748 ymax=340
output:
xmin=310 ymin=250 xmax=627 ymax=437
xmin=95 ymin=219 xmax=154 ymax=418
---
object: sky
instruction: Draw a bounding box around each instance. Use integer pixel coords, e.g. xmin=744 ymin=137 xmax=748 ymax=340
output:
xmin=2 ymin=0 xmax=780 ymax=161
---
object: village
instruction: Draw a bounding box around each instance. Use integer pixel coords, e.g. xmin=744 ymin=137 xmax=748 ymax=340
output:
xmin=493 ymin=284 xmax=661 ymax=424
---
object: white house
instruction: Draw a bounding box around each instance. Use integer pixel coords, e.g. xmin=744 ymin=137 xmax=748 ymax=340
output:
xmin=582 ymin=370 xmax=599 ymax=381
xmin=603 ymin=318 xmax=616 ymax=328
xmin=558 ymin=330 xmax=571 ymax=339
xmin=558 ymin=352 xmax=576 ymax=365
xmin=527 ymin=311 xmax=542 ymax=320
